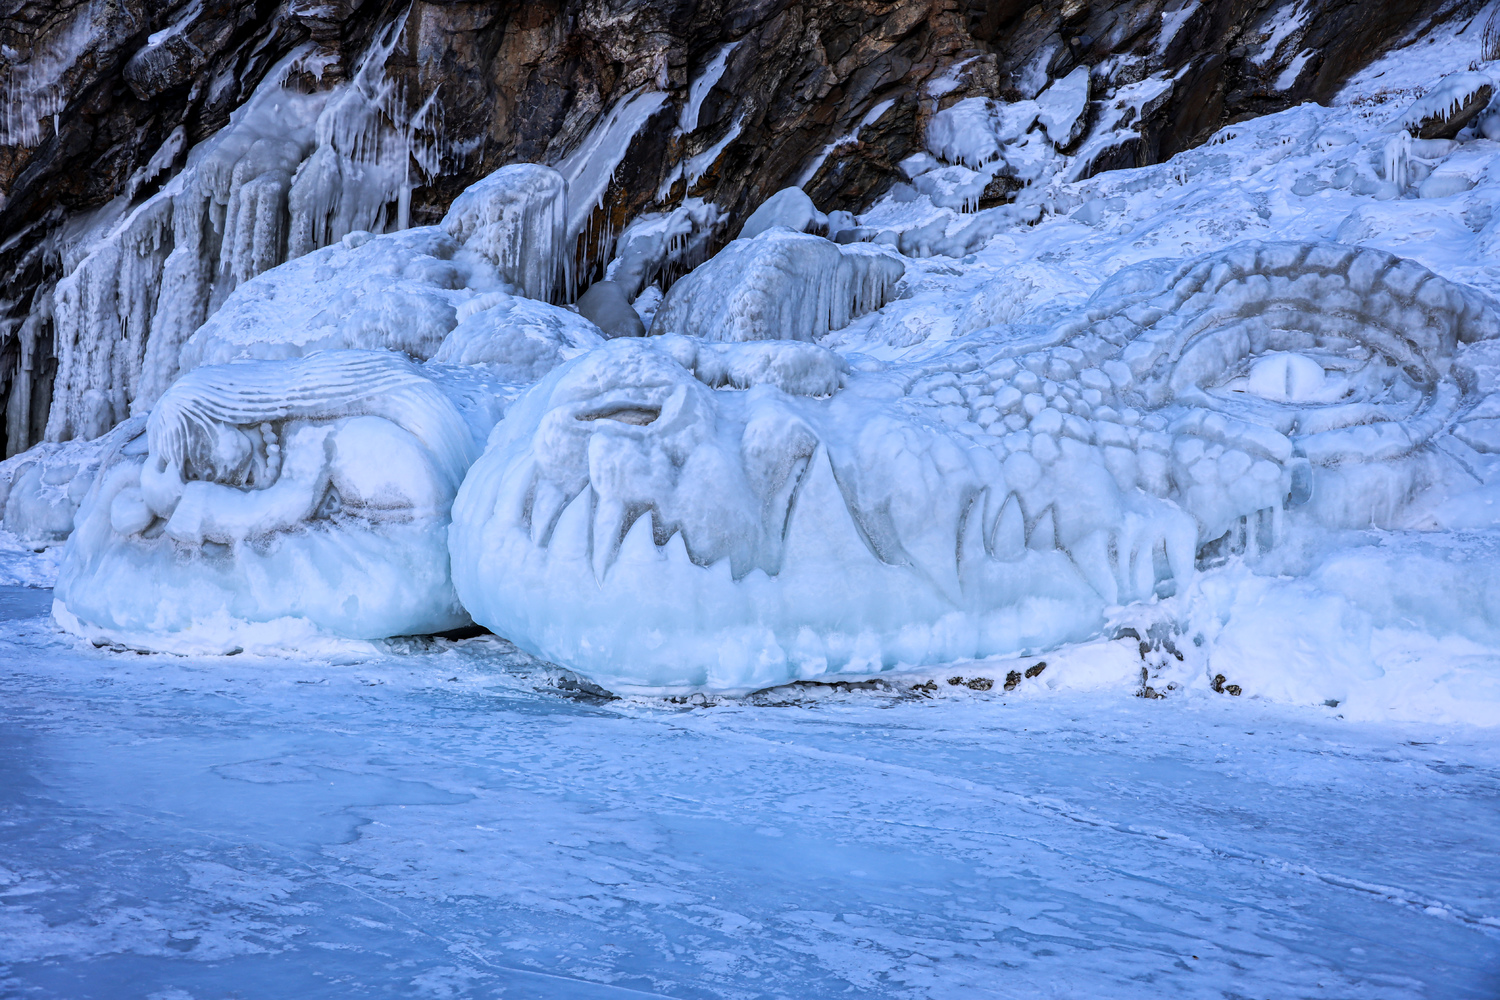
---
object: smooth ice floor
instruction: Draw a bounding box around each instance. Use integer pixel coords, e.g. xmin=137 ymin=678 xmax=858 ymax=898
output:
xmin=1 ymin=588 xmax=1497 ymax=999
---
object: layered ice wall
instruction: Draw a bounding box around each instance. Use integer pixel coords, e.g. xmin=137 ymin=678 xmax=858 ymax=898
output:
xmin=449 ymin=241 xmax=1500 ymax=691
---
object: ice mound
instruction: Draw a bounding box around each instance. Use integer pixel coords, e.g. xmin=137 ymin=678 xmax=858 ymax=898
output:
xmin=648 ymin=229 xmax=904 ymax=343
xmin=449 ymin=241 xmax=1500 ymax=692
xmin=55 ymin=351 xmax=508 ymax=651
xmin=178 ymin=227 xmax=506 ymax=373
xmin=432 ymin=292 xmax=607 ymax=379
xmin=441 ymin=163 xmax=569 ymax=303
xmin=739 ymin=187 xmax=827 ymax=241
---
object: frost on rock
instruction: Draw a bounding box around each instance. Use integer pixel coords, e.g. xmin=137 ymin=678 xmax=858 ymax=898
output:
xmin=55 ymin=351 xmax=509 ymax=652
xmin=1394 ymin=71 xmax=1495 ymax=140
xmin=441 ymin=164 xmax=569 ymax=303
xmin=448 ymin=241 xmax=1500 ymax=692
xmin=647 ymin=230 xmax=904 ymax=343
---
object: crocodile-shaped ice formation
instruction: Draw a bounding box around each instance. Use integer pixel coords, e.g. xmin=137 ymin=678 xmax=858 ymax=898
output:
xmin=449 ymin=241 xmax=1500 ymax=691
xmin=55 ymin=351 xmax=510 ymax=650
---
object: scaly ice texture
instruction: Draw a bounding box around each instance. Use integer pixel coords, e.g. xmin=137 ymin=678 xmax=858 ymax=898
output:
xmin=648 ymin=230 xmax=905 ymax=343
xmin=449 ymin=241 xmax=1500 ymax=691
xmin=54 ymin=351 xmax=508 ymax=651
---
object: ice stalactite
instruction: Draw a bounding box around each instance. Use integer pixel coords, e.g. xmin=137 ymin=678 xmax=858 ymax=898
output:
xmin=0 ymin=1 xmax=99 ymax=148
xmin=605 ymin=198 xmax=724 ymax=301
xmin=40 ymin=15 xmax=447 ymax=444
xmin=450 ymin=241 xmax=1500 ymax=691
xmin=647 ymin=229 xmax=905 ymax=343
xmin=554 ymin=88 xmax=671 ymax=297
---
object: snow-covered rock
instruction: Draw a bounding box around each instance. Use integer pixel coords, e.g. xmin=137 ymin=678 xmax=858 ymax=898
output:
xmin=1394 ymin=70 xmax=1495 ymax=140
xmin=739 ymin=187 xmax=828 ymax=240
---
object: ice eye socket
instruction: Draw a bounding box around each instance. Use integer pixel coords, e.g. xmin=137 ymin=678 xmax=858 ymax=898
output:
xmin=577 ymin=406 xmax=661 ymax=425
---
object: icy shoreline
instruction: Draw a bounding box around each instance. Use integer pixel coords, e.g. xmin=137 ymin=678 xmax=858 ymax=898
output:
xmin=1 ymin=586 xmax=1496 ymax=999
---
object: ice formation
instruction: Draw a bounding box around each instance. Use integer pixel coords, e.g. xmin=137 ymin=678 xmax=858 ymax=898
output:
xmin=1394 ymin=70 xmax=1495 ymax=140
xmin=43 ymin=21 xmax=442 ymax=444
xmin=431 ymin=292 xmax=606 ymax=379
xmin=55 ymin=351 xmax=508 ymax=650
xmin=180 ymin=163 xmax=577 ymax=371
xmin=440 ymin=164 xmax=568 ymax=303
xmin=448 ymin=241 xmax=1500 ymax=690
xmin=177 ymin=227 xmax=506 ymax=372
xmin=648 ymin=230 xmax=905 ymax=343
xmin=739 ymin=187 xmax=828 ymax=241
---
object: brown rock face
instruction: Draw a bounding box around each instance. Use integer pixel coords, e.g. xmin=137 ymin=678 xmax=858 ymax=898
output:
xmin=0 ymin=0 xmax=1475 ymax=455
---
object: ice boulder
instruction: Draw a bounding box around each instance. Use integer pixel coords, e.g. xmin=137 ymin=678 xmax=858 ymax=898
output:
xmin=648 ymin=229 xmax=904 ymax=343
xmin=440 ymin=163 xmax=569 ymax=303
xmin=449 ymin=241 xmax=1500 ymax=693
xmin=432 ymin=291 xmax=607 ymax=380
xmin=55 ymin=351 xmax=509 ymax=652
xmin=739 ymin=187 xmax=827 ymax=241
xmin=178 ymin=227 xmax=508 ymax=374
xmin=574 ymin=280 xmax=646 ymax=338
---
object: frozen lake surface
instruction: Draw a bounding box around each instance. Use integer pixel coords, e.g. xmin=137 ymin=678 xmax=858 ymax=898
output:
xmin=1 ymin=586 xmax=1497 ymax=999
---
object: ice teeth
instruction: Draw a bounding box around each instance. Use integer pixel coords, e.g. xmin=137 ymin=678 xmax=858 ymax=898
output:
xmin=1027 ymin=507 xmax=1057 ymax=551
xmin=1069 ymin=529 xmax=1119 ymax=605
xmin=497 ymin=461 xmax=538 ymax=531
xmin=665 ymin=529 xmax=693 ymax=569
xmin=592 ymin=498 xmax=628 ymax=581
xmin=958 ymin=492 xmax=989 ymax=580
xmin=614 ymin=511 xmax=660 ymax=575
xmin=991 ymin=493 xmax=1026 ymax=561
xmin=548 ymin=487 xmax=594 ymax=567
xmin=530 ymin=479 xmax=568 ymax=547
xmin=1165 ymin=514 xmax=1196 ymax=589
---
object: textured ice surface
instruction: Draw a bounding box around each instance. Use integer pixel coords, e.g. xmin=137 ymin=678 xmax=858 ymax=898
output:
xmin=179 ymin=227 xmax=506 ymax=372
xmin=431 ymin=292 xmax=606 ymax=377
xmin=0 ymin=596 xmax=1497 ymax=999
xmin=54 ymin=352 xmax=510 ymax=651
xmin=452 ymin=240 xmax=1500 ymax=691
xmin=648 ymin=229 xmax=904 ymax=343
